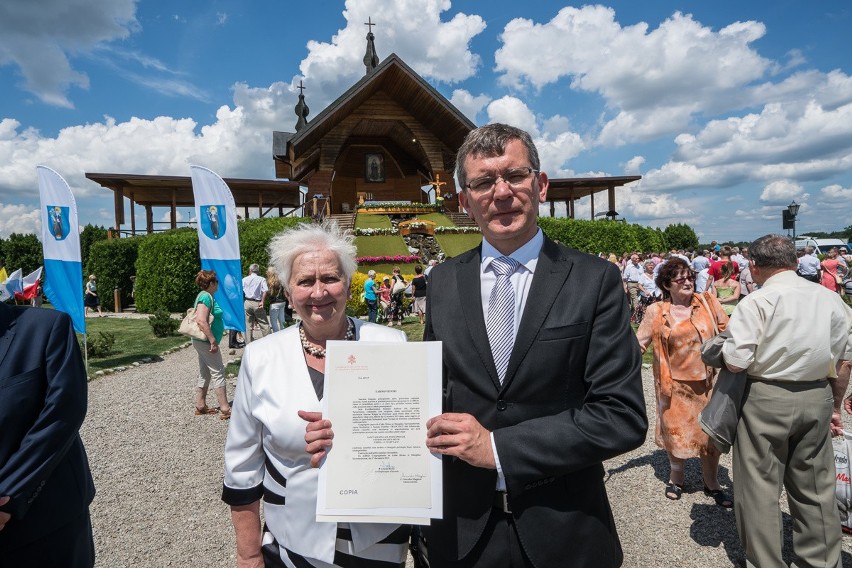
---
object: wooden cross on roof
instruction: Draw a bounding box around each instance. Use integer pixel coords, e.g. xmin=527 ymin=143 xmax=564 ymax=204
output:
xmin=430 ymin=173 xmax=447 ymax=198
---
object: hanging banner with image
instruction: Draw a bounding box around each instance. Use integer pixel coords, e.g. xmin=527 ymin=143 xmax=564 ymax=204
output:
xmin=189 ymin=165 xmax=245 ymax=332
xmin=37 ymin=166 xmax=85 ymax=334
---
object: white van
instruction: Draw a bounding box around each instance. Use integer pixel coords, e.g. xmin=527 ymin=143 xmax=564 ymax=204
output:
xmin=794 ymin=237 xmax=847 ymax=255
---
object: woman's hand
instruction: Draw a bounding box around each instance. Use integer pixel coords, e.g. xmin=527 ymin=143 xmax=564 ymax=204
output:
xmin=298 ymin=410 xmax=334 ymax=467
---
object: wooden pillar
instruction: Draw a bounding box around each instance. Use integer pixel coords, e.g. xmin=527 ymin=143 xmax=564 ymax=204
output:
xmin=569 ymin=189 xmax=575 ymax=219
xmin=550 ymin=200 xmax=555 ymax=217
xmin=244 ymin=206 xmax=250 ymax=220
xmin=590 ymin=192 xmax=595 ymax=220
xmin=113 ymin=186 xmax=125 ymax=232
xmin=129 ymin=193 xmax=136 ymax=236
xmin=258 ymin=192 xmax=264 ymax=218
xmin=170 ymin=189 xmax=177 ymax=229
xmin=145 ymin=205 xmax=153 ymax=234
xmin=608 ymin=185 xmax=615 ymax=216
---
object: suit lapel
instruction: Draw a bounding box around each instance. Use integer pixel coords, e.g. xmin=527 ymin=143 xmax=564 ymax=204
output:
xmin=456 ymin=247 xmax=502 ymax=391
xmin=0 ymin=304 xmax=16 ymax=371
xmin=502 ymin=238 xmax=573 ymax=392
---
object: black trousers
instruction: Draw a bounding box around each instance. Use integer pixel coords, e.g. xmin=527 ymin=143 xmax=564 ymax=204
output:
xmin=428 ymin=509 xmax=534 ymax=568
xmin=0 ymin=509 xmax=94 ymax=568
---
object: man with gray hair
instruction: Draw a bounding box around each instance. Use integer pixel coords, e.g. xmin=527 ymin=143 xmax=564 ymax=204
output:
xmin=242 ymin=263 xmax=270 ymax=343
xmin=722 ymin=234 xmax=852 ymax=568
xmin=797 ymin=245 xmax=820 ymax=282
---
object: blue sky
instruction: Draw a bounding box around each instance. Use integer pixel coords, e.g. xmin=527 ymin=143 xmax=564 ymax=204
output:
xmin=1 ymin=0 xmax=851 ymax=244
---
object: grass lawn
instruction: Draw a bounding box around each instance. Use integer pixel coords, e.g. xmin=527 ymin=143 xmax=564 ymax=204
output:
xmin=354 ymin=213 xmax=393 ymax=229
xmin=415 ymin=213 xmax=455 ymax=226
xmin=434 ymin=233 xmax=482 ymax=258
xmin=354 ymin=234 xmax=410 ymax=257
xmin=77 ymin=316 xmax=188 ymax=376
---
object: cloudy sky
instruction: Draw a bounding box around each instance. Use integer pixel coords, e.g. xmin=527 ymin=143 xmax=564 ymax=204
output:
xmin=1 ymin=0 xmax=851 ymax=243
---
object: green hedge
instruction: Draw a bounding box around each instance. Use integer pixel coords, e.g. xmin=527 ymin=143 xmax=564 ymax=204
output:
xmin=537 ymin=218 xmax=667 ymax=254
xmin=238 ymin=217 xmax=306 ymax=272
xmin=134 ymin=229 xmax=201 ymax=313
xmin=86 ymin=236 xmax=143 ymax=311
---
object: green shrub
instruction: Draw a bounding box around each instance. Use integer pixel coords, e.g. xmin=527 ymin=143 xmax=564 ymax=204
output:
xmin=80 ymin=224 xmax=109 ymax=271
xmin=135 ymin=229 xmax=201 ymax=313
xmin=86 ymin=236 xmax=142 ymax=311
xmin=537 ymin=217 xmax=667 ymax=254
xmin=148 ymin=308 xmax=180 ymax=337
xmin=1 ymin=233 xmax=43 ymax=274
xmin=663 ymin=223 xmax=699 ymax=251
xmin=83 ymin=331 xmax=116 ymax=358
xmin=238 ymin=217 xmax=306 ymax=273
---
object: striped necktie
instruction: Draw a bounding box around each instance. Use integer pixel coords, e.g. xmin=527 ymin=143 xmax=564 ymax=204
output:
xmin=486 ymin=256 xmax=520 ymax=384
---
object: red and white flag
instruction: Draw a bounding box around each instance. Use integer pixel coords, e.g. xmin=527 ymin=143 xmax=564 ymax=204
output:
xmin=15 ymin=267 xmax=43 ymax=301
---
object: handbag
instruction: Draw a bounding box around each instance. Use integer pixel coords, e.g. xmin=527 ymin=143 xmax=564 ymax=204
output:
xmin=178 ymin=293 xmax=214 ymax=341
xmin=392 ymin=278 xmax=406 ymax=294
xmin=834 ymin=431 xmax=852 ymax=533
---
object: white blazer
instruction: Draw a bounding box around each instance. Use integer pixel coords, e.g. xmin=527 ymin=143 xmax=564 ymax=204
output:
xmin=223 ymin=318 xmax=406 ymax=564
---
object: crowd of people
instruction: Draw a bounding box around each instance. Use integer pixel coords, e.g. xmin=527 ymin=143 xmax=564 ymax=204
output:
xmin=3 ymin=123 xmax=852 ymax=568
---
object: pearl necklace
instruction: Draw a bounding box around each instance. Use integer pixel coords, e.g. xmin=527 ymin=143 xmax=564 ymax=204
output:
xmin=299 ymin=318 xmax=355 ymax=358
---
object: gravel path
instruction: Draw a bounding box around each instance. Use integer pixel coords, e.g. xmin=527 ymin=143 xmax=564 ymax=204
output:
xmin=81 ymin=344 xmax=852 ymax=567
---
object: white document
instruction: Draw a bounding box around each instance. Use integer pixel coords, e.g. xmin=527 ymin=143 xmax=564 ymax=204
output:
xmin=316 ymin=340 xmax=443 ymax=525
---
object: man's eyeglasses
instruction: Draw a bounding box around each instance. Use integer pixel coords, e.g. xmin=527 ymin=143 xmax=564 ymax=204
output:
xmin=465 ymin=167 xmax=539 ymax=193
xmin=671 ymin=274 xmax=696 ymax=285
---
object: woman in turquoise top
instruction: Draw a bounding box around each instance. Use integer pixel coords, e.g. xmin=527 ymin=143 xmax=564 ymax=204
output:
xmin=192 ymin=270 xmax=231 ymax=419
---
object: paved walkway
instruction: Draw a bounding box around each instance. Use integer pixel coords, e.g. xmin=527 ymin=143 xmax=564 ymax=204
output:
xmin=80 ymin=342 xmax=852 ymax=567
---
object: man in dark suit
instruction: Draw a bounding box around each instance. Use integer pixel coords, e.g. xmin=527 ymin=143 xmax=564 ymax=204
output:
xmin=0 ymin=302 xmax=96 ymax=567
xmin=423 ymin=124 xmax=647 ymax=567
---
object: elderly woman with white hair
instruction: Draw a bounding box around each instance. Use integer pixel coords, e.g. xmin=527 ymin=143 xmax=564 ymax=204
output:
xmin=222 ymin=221 xmax=410 ymax=568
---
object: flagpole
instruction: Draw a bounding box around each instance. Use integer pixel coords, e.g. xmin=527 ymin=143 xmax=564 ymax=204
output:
xmin=83 ymin=333 xmax=89 ymax=376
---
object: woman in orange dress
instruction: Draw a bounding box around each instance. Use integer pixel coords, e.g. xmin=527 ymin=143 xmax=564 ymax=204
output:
xmin=636 ymin=257 xmax=732 ymax=507
xmin=820 ymin=247 xmax=841 ymax=292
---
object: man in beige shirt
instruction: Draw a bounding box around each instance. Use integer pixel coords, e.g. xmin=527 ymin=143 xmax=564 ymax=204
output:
xmin=723 ymin=234 xmax=852 ymax=568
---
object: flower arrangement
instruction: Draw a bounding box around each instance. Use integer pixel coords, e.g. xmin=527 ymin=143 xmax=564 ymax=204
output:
xmin=434 ymin=226 xmax=481 ymax=234
xmin=353 ymin=228 xmax=399 ymax=236
xmin=357 ymin=202 xmax=438 ymax=211
xmin=407 ymin=222 xmax=428 ymax=229
xmin=356 ymin=255 xmax=422 ymax=264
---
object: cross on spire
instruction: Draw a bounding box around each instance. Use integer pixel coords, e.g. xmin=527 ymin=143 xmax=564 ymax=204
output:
xmin=297 ymin=80 xmax=306 ymax=95
xmin=364 ymin=17 xmax=375 ymax=34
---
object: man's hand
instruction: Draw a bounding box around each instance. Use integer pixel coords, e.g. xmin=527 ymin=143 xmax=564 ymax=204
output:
xmin=831 ymin=411 xmax=845 ymax=437
xmin=298 ymin=410 xmax=333 ymax=468
xmin=0 ymin=496 xmax=11 ymax=532
xmin=425 ymin=413 xmax=496 ymax=469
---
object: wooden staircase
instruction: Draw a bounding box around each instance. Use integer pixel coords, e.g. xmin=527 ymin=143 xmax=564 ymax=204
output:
xmin=326 ymin=213 xmax=356 ymax=232
xmin=444 ymin=212 xmax=477 ymax=228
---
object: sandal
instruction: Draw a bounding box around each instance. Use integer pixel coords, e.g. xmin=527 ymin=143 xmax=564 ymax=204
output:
xmin=219 ymin=409 xmax=232 ymax=420
xmin=703 ymin=485 xmax=733 ymax=508
xmin=665 ymin=481 xmax=683 ymax=501
xmin=194 ymin=406 xmax=219 ymax=415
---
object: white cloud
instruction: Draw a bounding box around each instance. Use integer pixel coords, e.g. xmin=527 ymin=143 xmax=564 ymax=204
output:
xmin=295 ymin=0 xmax=486 ymax=111
xmin=759 ymin=180 xmax=807 ymax=204
xmin=0 ymin=0 xmax=138 ymax=107
xmin=622 ymin=156 xmax=646 ymax=175
xmin=820 ymin=184 xmax=852 ymax=202
xmin=495 ymin=7 xmax=772 ymax=144
xmin=449 ymin=89 xmax=490 ymax=122
xmin=0 ymin=203 xmax=40 ymax=238
xmin=486 ymin=96 xmax=539 ymax=137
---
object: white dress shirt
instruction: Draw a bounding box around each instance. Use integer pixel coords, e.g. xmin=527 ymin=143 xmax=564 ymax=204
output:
xmin=722 ymin=270 xmax=852 ymax=381
xmin=622 ymin=263 xmax=643 ymax=283
xmin=692 ymin=255 xmax=710 ymax=272
xmin=242 ymin=273 xmax=268 ymax=300
xmin=480 ymin=229 xmax=544 ymax=490
xmin=798 ymin=254 xmax=820 ymax=276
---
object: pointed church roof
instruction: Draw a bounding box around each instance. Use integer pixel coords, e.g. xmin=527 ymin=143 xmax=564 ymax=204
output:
xmin=278 ymin=54 xmax=475 ymax=161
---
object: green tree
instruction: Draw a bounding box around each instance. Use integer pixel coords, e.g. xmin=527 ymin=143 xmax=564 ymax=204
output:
xmin=80 ymin=224 xmax=109 ymax=272
xmin=2 ymin=233 xmax=43 ymax=274
xmin=663 ymin=223 xmax=699 ymax=251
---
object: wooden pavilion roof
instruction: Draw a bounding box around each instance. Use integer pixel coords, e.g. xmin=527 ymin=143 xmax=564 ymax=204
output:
xmin=547 ymin=175 xmax=641 ymax=201
xmin=86 ymin=172 xmax=302 ymax=208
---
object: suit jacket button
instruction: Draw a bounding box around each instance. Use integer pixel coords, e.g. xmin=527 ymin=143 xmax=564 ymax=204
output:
xmin=497 ymin=400 xmax=507 ymax=411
